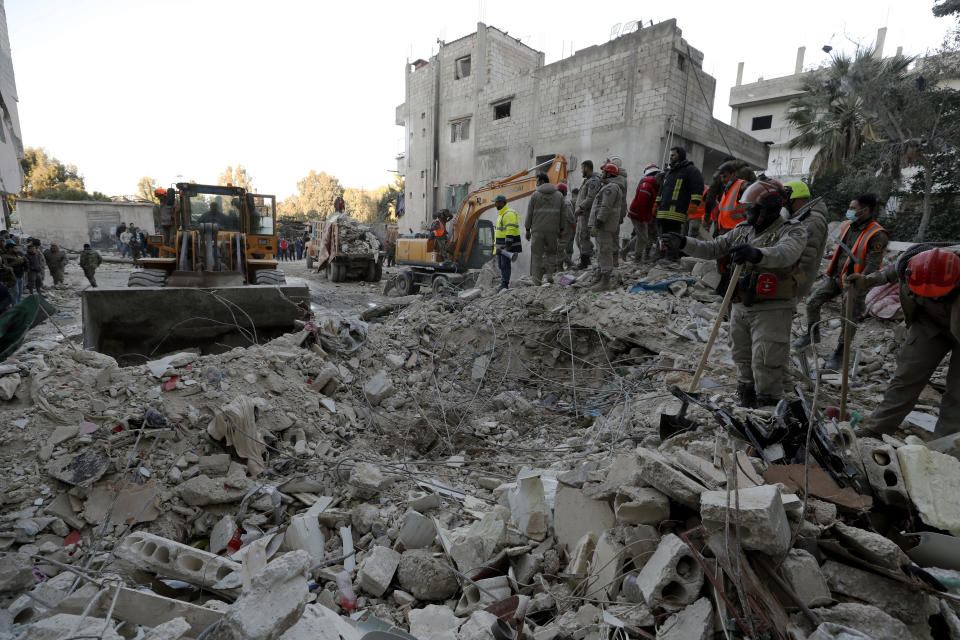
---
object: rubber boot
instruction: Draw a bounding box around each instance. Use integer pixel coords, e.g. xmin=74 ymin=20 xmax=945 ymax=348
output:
xmin=579 ymin=255 xmax=591 ymax=270
xmin=590 ymin=272 xmax=611 ymax=292
xmin=756 ymin=394 xmax=780 ymax=408
xmin=737 ymin=382 xmax=757 ymax=409
xmin=793 ymin=326 xmax=821 ymax=349
xmin=824 ymin=344 xmax=845 ymax=371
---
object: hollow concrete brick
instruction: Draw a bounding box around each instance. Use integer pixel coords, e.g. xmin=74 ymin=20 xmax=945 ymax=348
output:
xmin=857 ymin=438 xmax=910 ymax=507
xmin=635 ymin=533 xmax=703 ymax=608
xmin=115 ymin=531 xmax=241 ymax=594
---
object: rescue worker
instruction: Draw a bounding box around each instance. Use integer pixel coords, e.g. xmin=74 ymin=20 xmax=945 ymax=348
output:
xmin=588 ymin=162 xmax=626 ymax=291
xmin=655 ymin=147 xmax=704 ymax=264
xmin=385 ymin=240 xmax=396 ymax=267
xmin=623 ymin=163 xmax=660 ymax=263
xmin=662 ymin=181 xmax=808 ymax=407
xmin=430 ymin=211 xmax=448 ymax=261
xmin=25 ymin=245 xmax=44 ymax=294
xmin=574 ymin=161 xmax=600 ymax=269
xmin=847 ymin=246 xmax=960 ymax=437
xmin=686 ymin=185 xmax=708 ymax=239
xmin=796 ymin=193 xmax=888 ymax=370
xmin=79 ymin=243 xmax=102 ymax=288
xmin=2 ymin=239 xmax=25 ymax=303
xmin=493 ymin=194 xmax=522 ymax=291
xmin=605 ymin=156 xmax=628 ymax=268
xmin=556 ymin=183 xmax=576 ymax=270
xmin=525 ymin=172 xmax=563 ymax=285
xmin=715 ymin=160 xmax=754 ymax=233
xmin=782 ymin=181 xmax=829 ymax=303
xmin=43 ymin=244 xmax=68 ymax=286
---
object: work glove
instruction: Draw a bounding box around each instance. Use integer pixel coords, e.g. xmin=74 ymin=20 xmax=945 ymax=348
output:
xmin=844 ymin=273 xmax=867 ymax=291
xmin=661 ymin=232 xmax=686 ymax=251
xmin=729 ymin=243 xmax=763 ymax=265
xmin=525 ymin=230 xmax=532 ymax=241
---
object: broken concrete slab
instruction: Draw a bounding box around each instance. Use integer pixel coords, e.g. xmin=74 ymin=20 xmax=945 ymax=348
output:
xmin=637 ymin=447 xmax=706 ymax=508
xmin=177 ymin=473 xmax=253 ymax=506
xmin=552 ymin=483 xmax=615 ymax=553
xmin=408 ymin=604 xmax=463 ymax=637
xmin=278 ymin=603 xmax=360 ymax=640
xmin=210 ymin=515 xmax=237 ymax=555
xmin=46 ymin=445 xmax=110 ymax=486
xmin=897 ymin=444 xmax=960 ymax=537
xmin=363 ymin=370 xmax=395 ymax=406
xmin=397 ymin=550 xmax=459 ymax=601
xmin=505 ymin=470 xmax=556 ymax=541
xmin=586 ymin=531 xmax=623 ymax=600
xmin=614 ymin=485 xmax=670 ymax=525
xmin=0 ymin=552 xmax=34 ymax=593
xmin=23 ymin=613 xmax=124 ymax=640
xmin=458 ymin=610 xmax=499 ymax=640
xmin=115 ymin=531 xmax=241 ymax=593
xmin=779 ymin=549 xmax=831 ymax=608
xmin=821 ymin=560 xmax=935 ymax=625
xmin=348 ymin=462 xmax=392 ymax=500
xmin=635 ymin=533 xmax=704 ymax=608
xmin=209 ymin=550 xmax=311 ymax=640
xmin=199 ymin=453 xmax=232 ymax=476
xmin=455 ymin=575 xmax=510 ymax=616
xmin=396 ymin=510 xmax=436 ymax=550
xmin=141 ymin=617 xmax=192 ymax=640
xmin=832 ymin=522 xmax=910 ymax=570
xmin=82 ymin=480 xmax=162 ymax=526
xmin=90 ymin=586 xmax=223 ymax=638
xmin=700 ymin=485 xmax=791 ymax=555
xmin=357 ymin=545 xmax=401 ymax=598
xmin=806 ymin=603 xmax=912 ymax=640
xmin=657 ymin=597 xmax=713 ymax=640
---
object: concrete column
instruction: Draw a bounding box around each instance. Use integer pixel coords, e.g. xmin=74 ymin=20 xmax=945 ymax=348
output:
xmin=794 ymin=47 xmax=805 ymax=74
xmin=875 ymin=27 xmax=887 ymax=58
xmin=735 ymin=62 xmax=744 ymax=87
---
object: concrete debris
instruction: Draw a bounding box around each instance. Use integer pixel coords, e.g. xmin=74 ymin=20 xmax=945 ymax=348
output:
xmin=2 ymin=256 xmax=958 ymax=640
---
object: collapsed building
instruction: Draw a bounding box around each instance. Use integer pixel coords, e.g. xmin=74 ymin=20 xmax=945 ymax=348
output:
xmin=395 ymin=20 xmax=768 ymax=229
xmin=1 ymin=243 xmax=959 ymax=639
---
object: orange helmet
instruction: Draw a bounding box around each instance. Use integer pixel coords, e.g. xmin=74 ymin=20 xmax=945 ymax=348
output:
xmin=154 ymin=188 xmax=167 ymax=197
xmin=906 ymin=248 xmax=960 ymax=298
xmin=600 ymin=162 xmax=619 ymax=177
xmin=557 ymin=182 xmax=568 ymax=195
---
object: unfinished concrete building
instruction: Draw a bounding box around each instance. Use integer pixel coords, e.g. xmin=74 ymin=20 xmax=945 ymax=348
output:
xmin=0 ymin=0 xmax=23 ymax=229
xmin=396 ymin=20 xmax=768 ymax=227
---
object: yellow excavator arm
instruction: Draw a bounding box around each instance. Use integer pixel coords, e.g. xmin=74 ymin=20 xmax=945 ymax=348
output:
xmin=448 ymin=154 xmax=566 ymax=264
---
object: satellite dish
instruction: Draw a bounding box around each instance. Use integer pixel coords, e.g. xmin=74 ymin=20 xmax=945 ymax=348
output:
xmin=621 ymin=21 xmax=639 ymax=36
xmin=609 ymin=23 xmax=621 ymax=41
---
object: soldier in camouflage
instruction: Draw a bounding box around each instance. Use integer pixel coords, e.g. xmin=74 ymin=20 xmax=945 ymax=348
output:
xmin=663 ymin=181 xmax=808 ymax=407
xmin=79 ymin=243 xmax=102 ymax=288
xmin=574 ymin=161 xmax=600 ymax=269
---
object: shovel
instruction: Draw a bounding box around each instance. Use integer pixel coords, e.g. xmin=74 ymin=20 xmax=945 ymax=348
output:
xmin=660 ymin=262 xmax=744 ymax=437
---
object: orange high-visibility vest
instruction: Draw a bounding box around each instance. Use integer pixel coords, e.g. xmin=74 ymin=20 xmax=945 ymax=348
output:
xmin=826 ymin=219 xmax=888 ymax=277
xmin=433 ymin=220 xmax=445 ymax=237
xmin=717 ymin=179 xmax=748 ymax=230
xmin=690 ymin=187 xmax=708 ymax=220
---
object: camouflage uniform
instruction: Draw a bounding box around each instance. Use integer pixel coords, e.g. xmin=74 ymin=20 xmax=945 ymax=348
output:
xmin=860 ymin=246 xmax=960 ymax=437
xmin=79 ymin=248 xmax=102 ymax=287
xmin=574 ymin=173 xmax=600 ymax=260
xmin=804 ymin=217 xmax=888 ymax=350
xmin=43 ymin=248 xmax=68 ymax=285
xmin=589 ymin=173 xmax=626 ymax=276
xmin=557 ymin=196 xmax=575 ymax=268
xmin=683 ymin=218 xmax=809 ymax=399
xmin=525 ymin=183 xmax=563 ymax=283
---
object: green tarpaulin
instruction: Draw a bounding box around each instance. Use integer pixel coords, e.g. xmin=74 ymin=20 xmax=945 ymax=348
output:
xmin=0 ymin=295 xmax=57 ymax=361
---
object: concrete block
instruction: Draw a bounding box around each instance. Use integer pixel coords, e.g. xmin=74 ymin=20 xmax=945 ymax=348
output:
xmin=397 ymin=550 xmax=459 ymax=601
xmin=614 ymin=486 xmax=670 ymax=525
xmin=115 ymin=531 xmax=241 ymax=593
xmin=700 ymin=485 xmax=791 ymax=555
xmin=587 ymin=531 xmax=623 ymax=600
xmin=408 ymin=491 xmax=442 ymax=513
xmin=199 ymin=453 xmax=232 ymax=476
xmin=23 ymin=614 xmax=123 ymax=640
xmin=821 ymin=560 xmax=936 ymax=625
xmin=142 ymin=617 xmax=192 ymax=640
xmin=0 ymin=552 xmax=35 ymax=593
xmin=454 ymin=575 xmax=510 ymax=616
xmin=857 ymin=438 xmax=910 ymax=507
xmin=92 ymin=586 xmax=222 ymax=638
xmin=553 ymin=484 xmax=615 ymax=553
xmin=363 ymin=370 xmax=395 ymax=405
xmin=357 ymin=545 xmax=401 ymax=598
xmin=348 ymin=462 xmax=392 ymax=500
xmin=657 ymin=597 xmax=713 ymax=640
xmin=832 ymin=522 xmax=910 ymax=570
xmin=177 ymin=474 xmax=252 ymax=506
xmin=397 ymin=510 xmax=436 ymax=550
xmin=898 ymin=444 xmax=960 ymax=536
xmin=408 ymin=604 xmax=462 ymax=637
xmin=779 ymin=549 xmax=831 ymax=608
xmin=637 ymin=447 xmax=707 ymax=508
xmin=636 ymin=533 xmax=703 ymax=608
xmin=209 ymin=550 xmax=311 ymax=640
xmin=809 ymin=603 xmax=912 ymax=640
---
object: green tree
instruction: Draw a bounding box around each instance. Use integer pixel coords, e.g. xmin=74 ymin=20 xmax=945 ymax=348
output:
xmin=137 ymin=176 xmax=161 ymax=203
xmin=217 ymin=165 xmax=254 ymax=192
xmin=375 ymin=175 xmax=405 ymax=222
xmin=19 ymin=147 xmax=110 ymax=200
xmin=343 ymin=187 xmax=377 ymax=222
xmin=279 ymin=170 xmax=343 ymax=220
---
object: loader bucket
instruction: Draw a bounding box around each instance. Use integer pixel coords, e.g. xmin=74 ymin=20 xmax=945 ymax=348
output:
xmin=81 ymin=284 xmax=310 ymax=362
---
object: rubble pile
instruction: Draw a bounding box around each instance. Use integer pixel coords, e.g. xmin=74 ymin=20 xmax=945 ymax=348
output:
xmin=0 ymin=253 xmax=958 ymax=640
xmin=330 ymin=214 xmax=382 ymax=255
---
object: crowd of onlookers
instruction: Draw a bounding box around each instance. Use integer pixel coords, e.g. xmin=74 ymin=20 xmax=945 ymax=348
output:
xmin=277 ymin=234 xmax=309 ymax=261
xmin=115 ymin=222 xmax=154 ymax=260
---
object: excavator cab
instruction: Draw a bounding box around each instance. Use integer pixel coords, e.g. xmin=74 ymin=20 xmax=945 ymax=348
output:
xmin=81 ymin=183 xmax=309 ymax=361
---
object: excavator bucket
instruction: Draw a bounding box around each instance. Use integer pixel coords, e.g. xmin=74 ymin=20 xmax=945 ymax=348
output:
xmin=81 ymin=284 xmax=310 ymax=362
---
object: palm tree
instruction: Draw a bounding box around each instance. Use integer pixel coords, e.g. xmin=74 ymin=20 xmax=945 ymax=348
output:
xmin=786 ymin=49 xmax=914 ymax=179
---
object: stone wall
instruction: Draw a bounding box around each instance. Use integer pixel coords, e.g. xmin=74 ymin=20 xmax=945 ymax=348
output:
xmin=16 ymin=199 xmax=156 ymax=252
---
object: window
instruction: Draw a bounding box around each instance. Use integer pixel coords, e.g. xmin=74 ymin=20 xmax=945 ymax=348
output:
xmin=455 ymin=55 xmax=471 ymax=79
xmin=677 ymin=53 xmax=685 ymax=72
xmin=451 ymin=118 xmax=470 ymax=142
xmin=751 ymin=115 xmax=773 ymax=130
xmin=188 ymin=193 xmax=242 ymax=232
xmin=494 ymin=101 xmax=512 ymax=120
xmin=789 ymin=158 xmax=803 ymax=174
xmin=421 ymin=112 xmax=425 ymax=119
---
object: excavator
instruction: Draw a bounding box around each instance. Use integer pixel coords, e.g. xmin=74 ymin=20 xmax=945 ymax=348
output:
xmin=81 ymin=183 xmax=310 ymax=360
xmin=393 ymin=154 xmax=567 ymax=295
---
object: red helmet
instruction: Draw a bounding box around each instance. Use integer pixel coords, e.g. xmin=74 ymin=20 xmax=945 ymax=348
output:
xmin=739 ymin=180 xmax=786 ymax=209
xmin=557 ymin=182 xmax=568 ymax=195
xmin=906 ymin=248 xmax=960 ymax=298
xmin=600 ymin=162 xmax=619 ymax=177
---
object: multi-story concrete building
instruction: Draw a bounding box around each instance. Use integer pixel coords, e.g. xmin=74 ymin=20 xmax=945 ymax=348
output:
xmin=396 ymin=20 xmax=768 ymax=228
xmin=0 ymin=0 xmax=23 ymax=229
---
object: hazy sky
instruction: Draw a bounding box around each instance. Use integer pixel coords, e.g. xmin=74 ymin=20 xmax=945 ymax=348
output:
xmin=7 ymin=0 xmax=953 ymax=199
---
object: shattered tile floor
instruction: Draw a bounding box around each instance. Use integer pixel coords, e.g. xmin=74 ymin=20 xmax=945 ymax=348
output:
xmin=0 ymin=250 xmax=958 ymax=640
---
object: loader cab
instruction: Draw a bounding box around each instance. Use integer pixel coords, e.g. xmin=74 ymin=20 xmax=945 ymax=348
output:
xmin=176 ymin=184 xmax=247 ymax=233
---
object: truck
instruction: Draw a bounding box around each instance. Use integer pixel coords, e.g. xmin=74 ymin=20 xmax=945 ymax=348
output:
xmin=393 ymin=155 xmax=567 ymax=295
xmin=81 ymin=182 xmax=310 ymax=359
xmin=305 ymin=214 xmax=383 ymax=283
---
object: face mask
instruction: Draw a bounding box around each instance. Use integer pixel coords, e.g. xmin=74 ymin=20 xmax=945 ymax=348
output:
xmin=845 ymin=209 xmax=857 ymax=220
